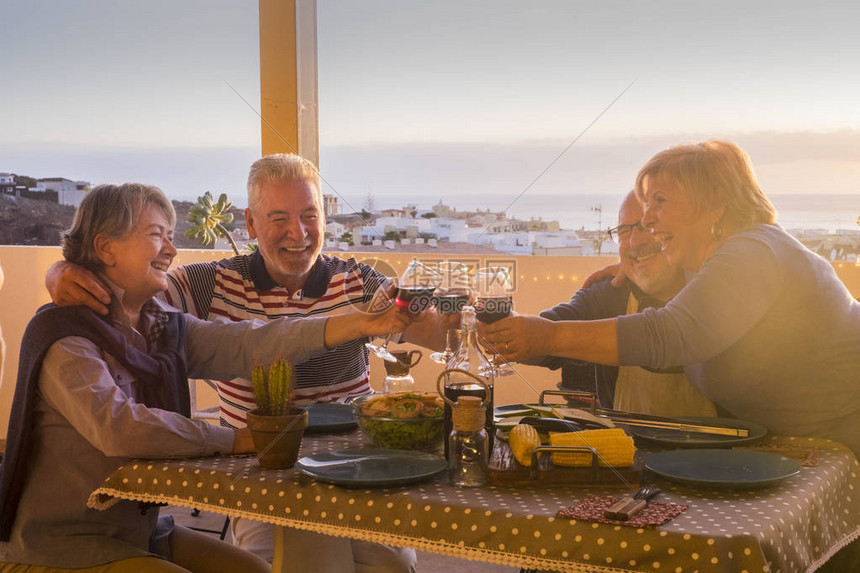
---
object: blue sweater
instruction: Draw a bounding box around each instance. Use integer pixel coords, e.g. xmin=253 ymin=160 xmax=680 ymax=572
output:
xmin=618 ymin=224 xmax=860 ymax=456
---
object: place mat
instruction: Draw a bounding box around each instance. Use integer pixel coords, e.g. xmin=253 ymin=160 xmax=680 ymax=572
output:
xmin=557 ymin=494 xmax=687 ymax=527
xmin=738 ymin=444 xmax=820 ymax=467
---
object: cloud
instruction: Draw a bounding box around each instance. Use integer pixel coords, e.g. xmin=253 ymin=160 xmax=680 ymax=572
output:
xmin=3 ymin=130 xmax=858 ymax=212
xmin=319 ymin=130 xmax=860 ymax=203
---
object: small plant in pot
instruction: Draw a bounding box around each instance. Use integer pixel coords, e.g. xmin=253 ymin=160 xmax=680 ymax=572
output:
xmin=245 ymin=359 xmax=308 ymax=469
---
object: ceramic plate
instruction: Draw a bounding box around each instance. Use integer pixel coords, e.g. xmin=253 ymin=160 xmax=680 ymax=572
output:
xmin=295 ymin=448 xmax=447 ymax=487
xmin=628 ymin=417 xmax=767 ymax=448
xmin=644 ymin=449 xmax=801 ymax=488
xmin=302 ymin=403 xmax=357 ymax=434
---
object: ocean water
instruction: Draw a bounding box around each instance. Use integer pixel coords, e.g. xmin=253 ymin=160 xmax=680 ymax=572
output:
xmin=431 ymin=193 xmax=860 ymax=234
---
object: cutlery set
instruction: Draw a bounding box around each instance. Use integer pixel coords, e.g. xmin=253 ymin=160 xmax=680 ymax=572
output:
xmin=603 ymin=485 xmax=661 ymax=520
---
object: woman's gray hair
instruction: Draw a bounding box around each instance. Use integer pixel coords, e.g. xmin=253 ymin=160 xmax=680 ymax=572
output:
xmin=634 ymin=140 xmax=776 ymax=234
xmin=247 ymin=153 xmax=321 ymax=212
xmin=61 ymin=183 xmax=175 ymax=270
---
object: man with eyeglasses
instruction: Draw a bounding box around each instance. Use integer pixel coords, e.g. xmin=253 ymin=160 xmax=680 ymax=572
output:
xmin=538 ymin=191 xmax=716 ymax=416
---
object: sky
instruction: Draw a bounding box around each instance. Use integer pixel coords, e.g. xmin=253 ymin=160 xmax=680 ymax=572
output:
xmin=2 ymin=0 xmax=859 ymax=216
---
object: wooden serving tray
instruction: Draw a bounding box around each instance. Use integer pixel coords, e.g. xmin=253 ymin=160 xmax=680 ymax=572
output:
xmin=488 ymin=438 xmax=643 ymax=487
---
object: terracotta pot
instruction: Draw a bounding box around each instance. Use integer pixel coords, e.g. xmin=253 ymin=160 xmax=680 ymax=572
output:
xmin=245 ymin=408 xmax=308 ymax=469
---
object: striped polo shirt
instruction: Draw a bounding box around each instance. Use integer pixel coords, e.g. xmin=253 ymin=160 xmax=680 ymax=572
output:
xmin=163 ymin=251 xmax=386 ymax=429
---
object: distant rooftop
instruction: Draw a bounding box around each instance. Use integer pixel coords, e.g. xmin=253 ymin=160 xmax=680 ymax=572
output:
xmin=335 ymin=242 xmax=504 ymax=255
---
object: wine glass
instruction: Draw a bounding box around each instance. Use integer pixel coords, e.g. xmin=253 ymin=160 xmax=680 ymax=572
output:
xmin=363 ymin=275 xmax=398 ymax=357
xmin=430 ymin=261 xmax=471 ymax=364
xmin=474 ymin=266 xmax=515 ymax=376
xmin=366 ymin=259 xmax=440 ymax=362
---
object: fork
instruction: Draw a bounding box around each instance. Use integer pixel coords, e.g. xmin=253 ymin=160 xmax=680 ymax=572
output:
xmin=603 ymin=485 xmax=661 ymax=520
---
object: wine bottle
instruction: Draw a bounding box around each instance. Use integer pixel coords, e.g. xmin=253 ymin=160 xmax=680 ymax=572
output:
xmin=443 ymin=306 xmax=495 ymax=456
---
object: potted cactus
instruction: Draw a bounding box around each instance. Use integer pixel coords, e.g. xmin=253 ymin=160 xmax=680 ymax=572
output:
xmin=245 ymin=359 xmax=308 ymax=469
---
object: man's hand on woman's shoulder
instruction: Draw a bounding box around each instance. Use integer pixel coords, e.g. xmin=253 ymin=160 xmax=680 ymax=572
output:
xmin=46 ymin=261 xmax=112 ymax=315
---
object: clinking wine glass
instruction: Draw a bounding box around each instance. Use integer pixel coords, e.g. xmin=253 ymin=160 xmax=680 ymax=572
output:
xmin=366 ymin=259 xmax=441 ymax=362
xmin=363 ymin=276 xmax=398 ymax=358
xmin=430 ymin=261 xmax=472 ymax=365
xmin=474 ymin=266 xmax=515 ymax=377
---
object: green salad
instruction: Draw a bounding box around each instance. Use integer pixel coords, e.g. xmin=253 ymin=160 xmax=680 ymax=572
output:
xmin=355 ymin=393 xmax=444 ymax=451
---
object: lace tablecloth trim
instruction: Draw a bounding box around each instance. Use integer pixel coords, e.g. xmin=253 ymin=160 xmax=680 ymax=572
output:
xmin=88 ymin=486 xmax=633 ymax=573
xmin=806 ymin=527 xmax=859 ymax=573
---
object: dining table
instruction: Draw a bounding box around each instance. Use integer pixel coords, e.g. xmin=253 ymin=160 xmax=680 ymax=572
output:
xmin=88 ymin=427 xmax=859 ymax=573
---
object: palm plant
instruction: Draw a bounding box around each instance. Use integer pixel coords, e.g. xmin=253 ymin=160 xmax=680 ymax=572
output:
xmin=185 ymin=191 xmax=240 ymax=255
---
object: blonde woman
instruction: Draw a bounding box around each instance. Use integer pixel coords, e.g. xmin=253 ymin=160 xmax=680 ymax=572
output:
xmin=483 ymin=140 xmax=860 ymax=458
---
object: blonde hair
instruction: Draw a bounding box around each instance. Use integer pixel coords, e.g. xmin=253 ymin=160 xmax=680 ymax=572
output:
xmin=634 ymin=140 xmax=776 ymax=233
xmin=247 ymin=153 xmax=321 ymax=211
xmin=62 ymin=183 xmax=175 ymax=271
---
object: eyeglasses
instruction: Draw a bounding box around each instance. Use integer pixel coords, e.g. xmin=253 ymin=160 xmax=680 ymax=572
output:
xmin=607 ymin=221 xmax=645 ymax=243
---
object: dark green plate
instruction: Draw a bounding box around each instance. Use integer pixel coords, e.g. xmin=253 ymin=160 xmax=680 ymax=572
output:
xmin=645 ymin=449 xmax=801 ymax=488
xmin=302 ymin=403 xmax=357 ymax=434
xmin=295 ymin=448 xmax=447 ymax=487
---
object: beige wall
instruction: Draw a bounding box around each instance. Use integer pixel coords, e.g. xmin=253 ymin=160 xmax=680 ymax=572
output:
xmin=2 ymin=245 xmax=859 ymax=439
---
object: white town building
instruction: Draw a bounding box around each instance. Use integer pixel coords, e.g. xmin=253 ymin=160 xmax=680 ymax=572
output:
xmin=37 ymin=178 xmax=90 ymax=207
xmin=468 ymin=230 xmax=589 ymax=256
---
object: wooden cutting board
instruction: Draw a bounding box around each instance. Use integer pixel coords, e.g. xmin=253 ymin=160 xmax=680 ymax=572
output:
xmin=488 ymin=438 xmax=643 ymax=487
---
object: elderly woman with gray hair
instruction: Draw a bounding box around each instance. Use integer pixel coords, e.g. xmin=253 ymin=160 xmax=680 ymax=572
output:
xmin=0 ymin=183 xmax=410 ymax=572
xmin=483 ymin=140 xmax=860 ymax=458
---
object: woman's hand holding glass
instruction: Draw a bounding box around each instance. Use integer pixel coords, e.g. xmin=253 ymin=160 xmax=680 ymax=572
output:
xmin=366 ymin=260 xmax=440 ymax=362
xmin=360 ymin=302 xmax=415 ymax=338
xmin=479 ymin=314 xmax=557 ymax=366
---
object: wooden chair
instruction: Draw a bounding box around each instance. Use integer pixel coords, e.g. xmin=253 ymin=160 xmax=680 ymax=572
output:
xmin=189 ymin=378 xmax=221 ymax=422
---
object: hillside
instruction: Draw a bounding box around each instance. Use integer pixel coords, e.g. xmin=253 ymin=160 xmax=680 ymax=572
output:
xmin=0 ymin=194 xmax=76 ymax=245
xmin=0 ymin=195 xmax=242 ymax=249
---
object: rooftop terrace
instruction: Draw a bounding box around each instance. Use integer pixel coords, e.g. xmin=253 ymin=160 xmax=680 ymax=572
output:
xmin=2 ymin=245 xmax=859 ymax=438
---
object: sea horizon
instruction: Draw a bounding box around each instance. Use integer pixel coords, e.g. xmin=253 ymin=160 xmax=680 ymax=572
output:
xmin=340 ymin=192 xmax=860 ymax=235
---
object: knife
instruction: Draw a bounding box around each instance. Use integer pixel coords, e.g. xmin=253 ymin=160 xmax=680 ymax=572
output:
xmin=603 ymin=486 xmax=661 ymax=520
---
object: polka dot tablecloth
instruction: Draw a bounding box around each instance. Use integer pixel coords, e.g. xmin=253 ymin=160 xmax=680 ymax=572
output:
xmin=89 ymin=433 xmax=860 ymax=573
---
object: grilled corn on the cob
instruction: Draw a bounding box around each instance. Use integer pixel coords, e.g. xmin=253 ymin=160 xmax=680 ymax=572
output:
xmin=548 ymin=428 xmax=635 ymax=467
xmin=509 ymin=424 xmax=542 ymax=467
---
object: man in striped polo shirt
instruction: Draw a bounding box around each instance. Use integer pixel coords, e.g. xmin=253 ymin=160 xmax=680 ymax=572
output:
xmin=46 ymin=154 xmax=443 ymax=572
